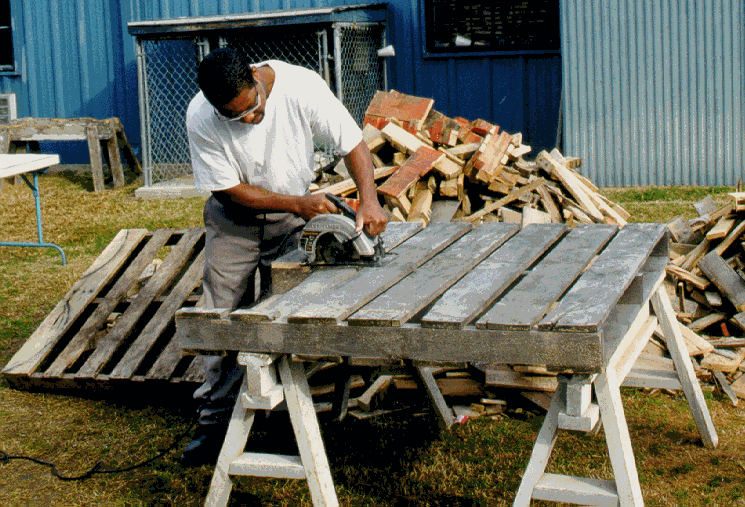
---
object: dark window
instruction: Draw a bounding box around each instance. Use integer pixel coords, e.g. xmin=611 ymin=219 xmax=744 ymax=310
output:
xmin=0 ymin=0 xmax=15 ymax=71
xmin=423 ymin=0 xmax=560 ymax=55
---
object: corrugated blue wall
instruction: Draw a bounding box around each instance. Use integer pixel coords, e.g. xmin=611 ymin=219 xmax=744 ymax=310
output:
xmin=3 ymin=0 xmax=562 ymax=164
xmin=562 ymin=0 xmax=745 ymax=187
xmin=1 ymin=0 xmax=139 ymax=162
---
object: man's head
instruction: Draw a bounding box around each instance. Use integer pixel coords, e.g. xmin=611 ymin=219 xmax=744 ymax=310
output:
xmin=198 ymin=48 xmax=256 ymax=110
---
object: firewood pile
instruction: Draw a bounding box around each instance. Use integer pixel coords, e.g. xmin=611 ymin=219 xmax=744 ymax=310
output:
xmin=312 ymin=89 xmax=629 ymax=228
xmin=662 ymin=192 xmax=745 ymax=404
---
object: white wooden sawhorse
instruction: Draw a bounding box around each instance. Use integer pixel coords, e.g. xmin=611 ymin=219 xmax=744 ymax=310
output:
xmin=513 ymin=287 xmax=718 ymax=506
xmin=204 ymin=353 xmax=338 ymax=507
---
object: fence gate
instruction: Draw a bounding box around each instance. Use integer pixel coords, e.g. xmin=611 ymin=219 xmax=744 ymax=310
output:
xmin=129 ymin=6 xmax=388 ymax=188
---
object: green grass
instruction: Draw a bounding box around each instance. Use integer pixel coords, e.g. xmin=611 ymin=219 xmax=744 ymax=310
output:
xmin=1 ymin=172 xmax=744 ymax=506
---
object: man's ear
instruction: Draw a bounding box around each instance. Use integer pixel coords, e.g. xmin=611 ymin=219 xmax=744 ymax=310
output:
xmin=250 ymin=65 xmax=260 ymax=83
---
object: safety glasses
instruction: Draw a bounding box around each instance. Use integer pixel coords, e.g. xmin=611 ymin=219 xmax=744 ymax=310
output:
xmin=214 ymin=83 xmax=263 ymax=122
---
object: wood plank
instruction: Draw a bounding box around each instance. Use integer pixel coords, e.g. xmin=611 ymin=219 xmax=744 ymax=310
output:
xmin=380 ymin=122 xmax=426 ymax=155
xmin=536 ymin=184 xmax=563 ymax=223
xmin=377 ymin=146 xmax=443 ymax=199
xmin=69 ymin=228 xmax=205 ymax=378
xmin=478 ymin=225 xmax=617 ymax=330
xmin=706 ymin=216 xmax=736 ymax=240
xmin=270 ymin=222 xmax=423 ymax=295
xmin=415 ymin=366 xmax=455 ymax=429
xmin=348 ymin=223 xmax=519 ymax=327
xmin=278 ymin=357 xmax=339 ymax=506
xmin=365 ymin=90 xmax=434 ymax=130
xmin=698 ymin=251 xmax=745 ymax=312
xmin=286 ymin=223 xmax=472 ymax=325
xmin=253 ymin=225 xmax=424 ymax=322
xmin=229 ymin=453 xmax=305 ymax=479
xmin=41 ymin=229 xmax=174 ymax=377
xmin=533 ymin=473 xmax=619 ymax=506
xmin=355 ymin=374 xmax=393 ymax=411
xmin=538 ymin=224 xmax=667 ymax=332
xmin=460 ymin=177 xmax=547 ymax=222
xmin=86 ymin=125 xmax=105 ymax=193
xmin=107 ymin=249 xmax=206 ymax=380
xmin=651 ymin=289 xmax=718 ymax=448
xmin=666 ymin=264 xmax=710 ymax=291
xmin=712 ymin=370 xmax=739 ymax=406
xmin=177 ymin=315 xmax=605 ymax=372
xmin=2 ymin=229 xmax=148 ymax=377
xmin=713 ymin=219 xmax=745 ymax=256
xmin=420 ymin=223 xmax=568 ymax=329
xmin=483 ymin=366 xmax=558 ymax=392
xmin=362 ymin=123 xmax=386 ymax=153
xmin=313 ymin=166 xmax=397 ymax=196
xmin=536 ymin=151 xmax=604 ymax=222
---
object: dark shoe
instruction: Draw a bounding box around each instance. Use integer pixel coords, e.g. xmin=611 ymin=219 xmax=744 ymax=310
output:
xmin=178 ymin=425 xmax=226 ymax=467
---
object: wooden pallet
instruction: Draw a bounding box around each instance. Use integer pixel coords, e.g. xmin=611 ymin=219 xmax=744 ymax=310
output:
xmin=2 ymin=227 xmax=208 ymax=389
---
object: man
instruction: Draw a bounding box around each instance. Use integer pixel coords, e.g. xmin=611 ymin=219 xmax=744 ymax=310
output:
xmin=181 ymin=47 xmax=388 ymax=465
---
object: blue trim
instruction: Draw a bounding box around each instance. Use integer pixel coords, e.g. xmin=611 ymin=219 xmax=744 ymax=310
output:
xmin=422 ymin=50 xmax=561 ymax=59
xmin=1 ymin=0 xmax=23 ymax=76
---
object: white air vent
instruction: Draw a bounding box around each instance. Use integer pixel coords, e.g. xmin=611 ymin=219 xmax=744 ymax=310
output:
xmin=0 ymin=93 xmax=17 ymax=125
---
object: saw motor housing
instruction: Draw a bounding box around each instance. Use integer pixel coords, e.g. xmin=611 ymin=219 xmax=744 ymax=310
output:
xmin=299 ymin=213 xmax=383 ymax=265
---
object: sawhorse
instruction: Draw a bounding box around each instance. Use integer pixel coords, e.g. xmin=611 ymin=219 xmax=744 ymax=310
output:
xmin=204 ymin=353 xmax=338 ymax=507
xmin=513 ymin=287 xmax=718 ymax=506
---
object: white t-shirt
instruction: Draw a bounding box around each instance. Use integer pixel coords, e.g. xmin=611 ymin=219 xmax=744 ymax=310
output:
xmin=186 ymin=60 xmax=363 ymax=196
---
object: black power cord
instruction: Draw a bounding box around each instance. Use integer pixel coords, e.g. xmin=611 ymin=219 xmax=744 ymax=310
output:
xmin=0 ymin=417 xmax=199 ymax=480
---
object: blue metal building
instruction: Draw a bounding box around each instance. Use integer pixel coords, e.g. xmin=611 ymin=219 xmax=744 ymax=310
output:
xmin=2 ymin=0 xmax=741 ymax=186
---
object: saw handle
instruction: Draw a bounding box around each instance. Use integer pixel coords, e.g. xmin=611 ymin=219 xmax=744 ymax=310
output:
xmin=325 ymin=193 xmax=358 ymax=221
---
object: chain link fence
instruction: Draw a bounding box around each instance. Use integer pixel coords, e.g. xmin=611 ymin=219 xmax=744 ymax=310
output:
xmin=135 ymin=22 xmax=386 ymax=186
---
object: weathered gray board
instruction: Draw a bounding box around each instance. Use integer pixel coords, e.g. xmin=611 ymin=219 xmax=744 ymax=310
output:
xmin=177 ymin=222 xmax=669 ymax=373
xmin=478 ymin=225 xmax=616 ymax=330
xmin=419 ymin=223 xmax=568 ymax=329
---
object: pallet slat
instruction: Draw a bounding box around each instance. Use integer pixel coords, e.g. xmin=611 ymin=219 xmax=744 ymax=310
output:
xmin=347 ymin=223 xmax=518 ymax=327
xmin=43 ymin=229 xmax=175 ymax=377
xmin=478 ymin=224 xmax=617 ymax=330
xmin=3 ymin=228 xmax=207 ymax=389
xmin=109 ymin=248 xmax=206 ymax=380
xmin=2 ymin=229 xmax=149 ymax=378
xmin=419 ymin=223 xmax=568 ymax=329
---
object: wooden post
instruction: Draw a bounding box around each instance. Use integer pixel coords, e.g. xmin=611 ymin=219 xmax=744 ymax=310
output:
xmin=86 ymin=125 xmax=105 ymax=192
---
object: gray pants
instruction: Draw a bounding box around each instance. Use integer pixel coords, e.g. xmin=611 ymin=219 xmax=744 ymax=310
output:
xmin=194 ymin=195 xmax=305 ymax=425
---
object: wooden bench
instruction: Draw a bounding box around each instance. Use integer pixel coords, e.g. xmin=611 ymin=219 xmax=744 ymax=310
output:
xmin=175 ymin=221 xmax=718 ymax=507
xmin=0 ymin=117 xmax=141 ymax=192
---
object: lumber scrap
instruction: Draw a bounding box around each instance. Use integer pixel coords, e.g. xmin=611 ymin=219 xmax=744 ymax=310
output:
xmin=377 ymin=147 xmax=443 ymax=200
xmin=365 ymin=90 xmax=434 ymax=130
xmin=698 ymin=251 xmax=745 ymax=312
xmin=535 ymin=151 xmax=605 ymax=223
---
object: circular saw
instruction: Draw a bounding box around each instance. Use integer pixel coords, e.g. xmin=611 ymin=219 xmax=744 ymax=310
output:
xmin=298 ymin=194 xmax=385 ymax=266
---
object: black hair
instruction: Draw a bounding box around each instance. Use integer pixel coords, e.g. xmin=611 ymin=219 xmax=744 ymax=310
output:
xmin=197 ymin=47 xmax=256 ymax=108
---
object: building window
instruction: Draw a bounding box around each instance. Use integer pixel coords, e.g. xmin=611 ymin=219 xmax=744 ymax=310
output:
xmin=0 ymin=0 xmax=15 ymax=71
xmin=423 ymin=0 xmax=560 ymax=56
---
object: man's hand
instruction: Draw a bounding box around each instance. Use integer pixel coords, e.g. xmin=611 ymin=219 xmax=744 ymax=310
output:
xmin=296 ymin=193 xmax=339 ymax=221
xmin=355 ymin=199 xmax=388 ymax=237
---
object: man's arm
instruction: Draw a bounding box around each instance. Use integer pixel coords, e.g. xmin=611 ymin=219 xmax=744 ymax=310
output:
xmin=215 ymin=184 xmax=337 ymax=220
xmin=343 ymin=139 xmax=389 ymax=237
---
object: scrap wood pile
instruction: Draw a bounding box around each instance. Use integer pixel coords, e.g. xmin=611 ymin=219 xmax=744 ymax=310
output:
xmin=662 ymin=192 xmax=745 ymax=405
xmin=311 ymin=89 xmax=629 ymax=228
xmin=302 ymin=357 xmax=532 ymax=424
